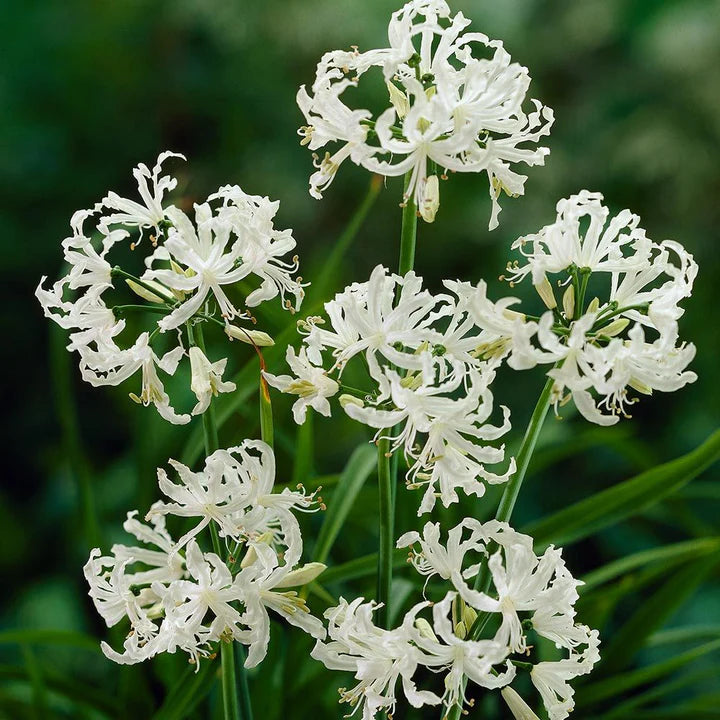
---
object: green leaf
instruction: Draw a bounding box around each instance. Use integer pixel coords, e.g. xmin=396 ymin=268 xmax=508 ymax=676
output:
xmin=597 ymin=553 xmax=718 ymax=676
xmin=0 ymin=664 xmax=116 ymax=717
xmin=648 ymin=625 xmax=720 ymax=647
xmin=580 ymin=538 xmax=720 ymax=592
xmin=313 ymin=550 xmax=407 ymax=589
xmin=0 ymin=629 xmax=101 ymax=653
xmin=577 ymin=638 xmax=720 ymax=708
xmin=524 ymin=429 xmax=720 ymax=547
xmin=602 ymin=665 xmax=720 ymax=719
xmin=153 ymin=656 xmax=218 ymax=720
xmin=312 ymin=444 xmax=377 ymax=564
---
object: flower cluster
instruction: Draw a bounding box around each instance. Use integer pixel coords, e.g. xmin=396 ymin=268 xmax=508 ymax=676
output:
xmin=452 ymin=190 xmax=697 ymax=425
xmin=265 ymin=265 xmax=517 ymax=514
xmin=84 ymin=440 xmax=327 ymax=668
xmin=36 ymin=153 xmax=304 ymax=423
xmin=298 ymin=0 xmax=554 ymax=228
xmin=311 ymin=520 xmax=599 ymax=720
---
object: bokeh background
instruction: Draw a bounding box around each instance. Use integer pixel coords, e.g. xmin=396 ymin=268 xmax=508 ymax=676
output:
xmin=2 ymin=0 xmax=719 ymax=717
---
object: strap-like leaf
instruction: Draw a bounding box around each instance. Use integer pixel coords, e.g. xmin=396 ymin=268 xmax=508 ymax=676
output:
xmin=153 ymin=656 xmax=218 ymax=720
xmin=312 ymin=444 xmax=377 ymax=564
xmin=0 ymin=629 xmax=101 ymax=653
xmin=577 ymin=638 xmax=720 ymax=708
xmin=315 ymin=550 xmax=407 ymax=588
xmin=580 ymin=537 xmax=720 ymax=592
xmin=524 ymin=429 xmax=720 ymax=547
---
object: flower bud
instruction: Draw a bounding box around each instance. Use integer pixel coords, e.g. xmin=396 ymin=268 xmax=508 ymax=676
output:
xmin=598 ymin=318 xmax=629 ymax=338
xmin=419 ymin=175 xmax=440 ymax=223
xmin=276 ymin=562 xmax=327 ymax=588
xmin=587 ymin=297 xmax=600 ymax=314
xmin=414 ymin=618 xmax=438 ymax=642
xmin=225 ymin=325 xmax=275 ymax=347
xmin=339 ymin=394 xmax=364 ymax=409
xmin=125 ymin=278 xmax=172 ymax=304
xmin=534 ymin=275 xmax=557 ymax=309
xmin=562 ymin=284 xmax=575 ymax=320
xmin=454 ymin=621 xmax=467 ymax=639
xmin=386 ymin=81 xmax=409 ymax=119
xmin=501 ymin=687 xmax=542 ymax=720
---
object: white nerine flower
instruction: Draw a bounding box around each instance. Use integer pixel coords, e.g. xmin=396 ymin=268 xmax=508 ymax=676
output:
xmin=148 ymin=439 xmax=320 ymax=556
xmin=277 ymin=265 xmax=517 ymax=513
xmin=298 ymin=0 xmax=553 ymax=228
xmin=86 ymin=442 xmax=325 ymax=669
xmin=189 ymin=346 xmax=236 ymax=415
xmin=313 ymin=520 xmax=597 ymax=719
xmin=264 ymin=346 xmax=339 ymax=424
xmin=444 ymin=191 xmax=698 ymax=425
xmin=36 ymin=152 xmax=305 ymax=424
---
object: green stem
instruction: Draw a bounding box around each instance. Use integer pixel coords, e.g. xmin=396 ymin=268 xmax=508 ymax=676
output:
xmin=259 ymin=378 xmax=274 ymax=449
xmin=494 ymin=374 xmax=555 ymax=526
xmin=398 ymin=172 xmax=418 ymax=277
xmin=188 ymin=322 xmax=252 ymax=720
xmin=376 ymin=170 xmax=419 ymax=628
xmin=376 ymin=435 xmax=394 ymax=629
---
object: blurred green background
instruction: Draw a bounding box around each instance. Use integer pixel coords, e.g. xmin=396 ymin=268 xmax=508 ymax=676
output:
xmin=2 ymin=0 xmax=720 ymax=717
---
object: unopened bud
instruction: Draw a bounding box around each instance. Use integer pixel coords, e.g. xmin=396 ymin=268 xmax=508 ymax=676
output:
xmin=419 ymin=175 xmax=440 ymax=223
xmin=628 ymin=377 xmax=653 ymax=395
xmin=276 ymin=562 xmax=327 ymax=588
xmin=125 ymin=279 xmax=171 ymax=304
xmin=587 ymin=297 xmax=600 ymax=314
xmin=225 ymin=325 xmax=275 ymax=347
xmin=462 ymin=605 xmax=478 ymax=630
xmin=562 ymin=285 xmax=575 ymax=319
xmin=501 ymin=687 xmax=541 ymax=720
xmin=598 ymin=318 xmax=629 ymax=338
xmin=534 ymin=275 xmax=557 ymax=310
xmin=414 ymin=618 xmax=438 ymax=642
xmin=454 ymin=621 xmax=467 ymax=639
xmin=386 ymin=81 xmax=409 ymax=119
xmin=339 ymin=394 xmax=364 ymax=409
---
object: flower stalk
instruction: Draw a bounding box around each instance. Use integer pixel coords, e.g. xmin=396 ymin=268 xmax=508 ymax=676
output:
xmin=377 ymin=170 xmax=419 ymax=627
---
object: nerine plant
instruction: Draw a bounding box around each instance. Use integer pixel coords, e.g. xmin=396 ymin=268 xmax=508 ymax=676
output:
xmin=37 ymin=2 xmax=708 ymax=719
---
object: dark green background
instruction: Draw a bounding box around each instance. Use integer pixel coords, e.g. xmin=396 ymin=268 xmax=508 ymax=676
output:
xmin=2 ymin=0 xmax=719 ymax=717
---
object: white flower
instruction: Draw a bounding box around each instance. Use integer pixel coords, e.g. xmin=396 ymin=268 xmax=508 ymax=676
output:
xmin=235 ymin=540 xmax=326 ymax=668
xmin=494 ymin=191 xmax=698 ymax=424
xmin=37 ymin=153 xmax=305 ymax=424
xmin=146 ymin=204 xmax=251 ymax=330
xmin=100 ymin=151 xmax=184 ymax=237
xmin=148 ymin=440 xmax=319 ymax=556
xmin=404 ymin=593 xmax=516 ymax=709
xmin=311 ymin=597 xmax=441 ymax=720
xmin=189 ymin=346 xmax=236 ymax=415
xmin=530 ymin=627 xmax=600 ymax=720
xmin=298 ymin=0 xmax=553 ymax=228
xmin=263 ymin=346 xmax=339 ymax=424
xmin=345 ymin=364 xmax=514 ymax=514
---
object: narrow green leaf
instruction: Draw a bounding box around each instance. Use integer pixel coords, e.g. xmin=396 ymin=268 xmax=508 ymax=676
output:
xmin=0 ymin=664 xmax=116 ymax=717
xmin=0 ymin=629 xmax=101 ymax=653
xmin=312 ymin=444 xmax=377 ymax=564
xmin=20 ymin=646 xmax=47 ymax=720
xmin=315 ymin=550 xmax=407 ymax=588
xmin=524 ymin=429 xmax=720 ymax=547
xmin=580 ymin=538 xmax=720 ymax=592
xmin=153 ymin=656 xmax=218 ymax=720
xmin=292 ymin=412 xmax=314 ymax=487
xmin=648 ymin=625 xmax=720 ymax=647
xmin=597 ymin=553 xmax=718 ymax=676
xmin=577 ymin=638 xmax=720 ymax=708
xmin=602 ymin=666 xmax=720 ymax=719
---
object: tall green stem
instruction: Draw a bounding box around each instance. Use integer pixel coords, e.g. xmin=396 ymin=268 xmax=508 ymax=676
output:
xmin=188 ymin=322 xmax=252 ymax=720
xmin=444 ymin=376 xmax=555 ymax=720
xmin=398 ymin=172 xmax=418 ymax=277
xmin=376 ymin=436 xmax=394 ymax=628
xmin=377 ymin=170 xmax=418 ymax=627
xmin=493 ymin=374 xmax=555 ymax=527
